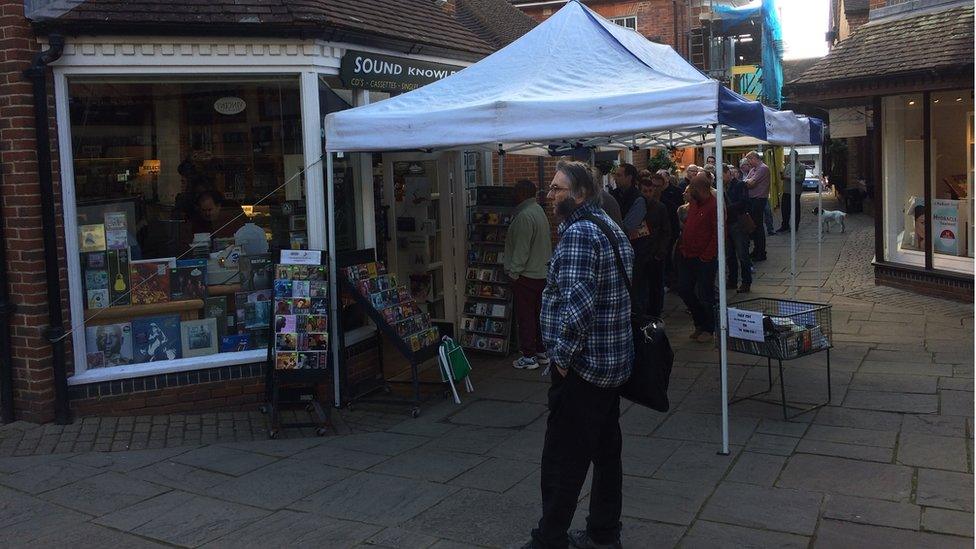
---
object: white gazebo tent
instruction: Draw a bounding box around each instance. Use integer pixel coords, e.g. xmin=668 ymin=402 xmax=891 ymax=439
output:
xmin=324 ymin=0 xmax=823 ymax=454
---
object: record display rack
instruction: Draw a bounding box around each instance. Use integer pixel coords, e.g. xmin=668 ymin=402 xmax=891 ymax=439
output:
xmin=339 ymin=258 xmax=442 ymax=418
xmin=461 ymin=186 xmax=516 ymax=355
xmin=262 ymin=251 xmax=332 ymax=439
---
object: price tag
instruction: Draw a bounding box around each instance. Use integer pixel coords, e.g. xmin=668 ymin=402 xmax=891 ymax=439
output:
xmin=280 ymin=249 xmax=322 ymax=265
xmin=728 ymin=307 xmax=764 ymax=342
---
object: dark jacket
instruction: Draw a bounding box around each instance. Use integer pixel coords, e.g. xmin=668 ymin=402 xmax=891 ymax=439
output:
xmin=659 ymin=184 xmax=683 ymax=238
xmin=643 ymin=196 xmax=673 ymax=261
xmin=725 ymin=178 xmax=750 ymax=225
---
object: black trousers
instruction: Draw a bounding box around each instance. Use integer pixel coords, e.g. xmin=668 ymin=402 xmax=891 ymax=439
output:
xmin=780 ymin=193 xmax=801 ymax=230
xmin=748 ymin=197 xmax=768 ymax=257
xmin=532 ymin=368 xmax=622 ymax=548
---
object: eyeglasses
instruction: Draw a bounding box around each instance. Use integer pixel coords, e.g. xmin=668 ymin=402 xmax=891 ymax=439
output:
xmin=547 ymin=185 xmax=570 ymax=195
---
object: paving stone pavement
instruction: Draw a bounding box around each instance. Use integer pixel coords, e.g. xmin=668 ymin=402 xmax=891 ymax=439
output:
xmin=0 ymin=193 xmax=972 ymax=547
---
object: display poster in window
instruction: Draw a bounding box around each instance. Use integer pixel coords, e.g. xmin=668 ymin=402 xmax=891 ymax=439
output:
xmin=933 ymin=199 xmax=961 ymax=255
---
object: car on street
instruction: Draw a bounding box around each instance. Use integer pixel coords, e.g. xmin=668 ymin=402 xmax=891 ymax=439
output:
xmin=802 ymin=169 xmax=821 ymax=192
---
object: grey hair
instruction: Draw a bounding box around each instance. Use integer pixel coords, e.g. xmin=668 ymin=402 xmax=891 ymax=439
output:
xmin=746 ymin=150 xmax=761 ymax=160
xmin=555 ymin=160 xmax=599 ymax=200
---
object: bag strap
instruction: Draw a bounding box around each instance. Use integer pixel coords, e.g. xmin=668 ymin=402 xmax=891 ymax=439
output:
xmin=570 ymin=213 xmax=632 ymax=295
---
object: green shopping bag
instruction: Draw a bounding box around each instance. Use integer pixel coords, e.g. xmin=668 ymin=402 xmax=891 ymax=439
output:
xmin=438 ymin=336 xmax=474 ymax=404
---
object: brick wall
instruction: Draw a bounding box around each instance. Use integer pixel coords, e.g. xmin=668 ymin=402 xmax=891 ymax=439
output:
xmin=0 ymin=0 xmax=71 ymax=423
xmin=517 ymin=0 xmax=686 ymax=51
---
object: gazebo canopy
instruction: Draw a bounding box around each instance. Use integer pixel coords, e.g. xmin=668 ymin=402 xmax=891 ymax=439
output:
xmin=324 ymin=0 xmax=821 ymax=153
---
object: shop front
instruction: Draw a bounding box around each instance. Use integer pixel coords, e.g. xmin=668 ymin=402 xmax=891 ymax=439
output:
xmin=19 ymin=14 xmax=529 ymax=419
xmin=788 ymin=3 xmax=974 ymax=300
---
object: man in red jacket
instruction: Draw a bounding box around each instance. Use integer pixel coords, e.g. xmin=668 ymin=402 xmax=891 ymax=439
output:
xmin=677 ymin=176 xmax=718 ymax=341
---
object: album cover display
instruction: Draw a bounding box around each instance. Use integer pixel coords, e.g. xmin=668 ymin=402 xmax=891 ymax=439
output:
xmin=84 ymin=322 xmax=134 ymax=368
xmin=461 ymin=205 xmax=514 ymax=355
xmin=343 ymin=260 xmax=439 ymax=353
xmin=271 ymin=263 xmax=330 ymax=370
xmin=129 ymin=258 xmax=175 ymax=305
xmin=131 ymin=315 xmax=182 ymax=363
xmin=181 ymin=317 xmax=219 ymax=358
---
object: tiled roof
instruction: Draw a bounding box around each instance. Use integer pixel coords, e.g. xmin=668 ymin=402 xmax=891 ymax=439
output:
xmin=845 ymin=0 xmax=869 ymax=14
xmin=792 ymin=5 xmax=973 ymax=87
xmin=33 ymin=0 xmax=537 ymax=58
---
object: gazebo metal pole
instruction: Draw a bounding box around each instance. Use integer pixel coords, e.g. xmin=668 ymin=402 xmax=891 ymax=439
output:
xmin=715 ymin=124 xmax=730 ymax=456
xmin=790 ymin=147 xmax=797 ymax=296
xmin=817 ymin=149 xmax=823 ymax=302
xmin=327 ymin=153 xmax=342 ymax=407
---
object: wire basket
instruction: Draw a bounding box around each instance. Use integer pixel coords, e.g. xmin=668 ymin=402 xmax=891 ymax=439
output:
xmin=723 ymin=298 xmax=832 ymax=360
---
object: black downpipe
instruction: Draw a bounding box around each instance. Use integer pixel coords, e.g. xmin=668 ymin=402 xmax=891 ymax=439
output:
xmin=23 ymin=34 xmax=68 ymax=424
xmin=0 ymin=160 xmax=16 ymax=423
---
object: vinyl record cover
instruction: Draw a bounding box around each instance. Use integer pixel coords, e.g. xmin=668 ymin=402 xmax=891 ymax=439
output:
xmin=170 ymin=259 xmax=207 ymax=301
xmin=131 ymin=315 xmax=182 ymax=363
xmin=78 ymin=224 xmax=106 ymax=253
xmin=85 ymin=322 xmax=133 ymax=367
xmin=103 ymin=211 xmax=127 ymax=231
xmin=130 ymin=259 xmax=175 ymax=305
xmin=220 ymin=333 xmax=250 ymax=352
xmin=244 ymin=300 xmax=272 ymax=329
xmin=85 ymin=269 xmax=109 ymax=291
xmin=106 ymin=249 xmax=131 ymax=307
xmin=205 ymin=296 xmax=228 ymax=339
xmin=87 ymin=289 xmax=109 ymax=309
xmin=106 ymin=230 xmax=128 ymax=250
xmin=181 ymin=318 xmax=218 ymax=358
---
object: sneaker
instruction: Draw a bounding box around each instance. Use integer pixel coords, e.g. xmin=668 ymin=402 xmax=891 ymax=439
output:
xmin=738 ymin=284 xmax=751 ymax=294
xmin=513 ymin=356 xmax=539 ymax=370
xmin=568 ymin=529 xmax=622 ymax=549
xmin=535 ymin=353 xmax=550 ymax=366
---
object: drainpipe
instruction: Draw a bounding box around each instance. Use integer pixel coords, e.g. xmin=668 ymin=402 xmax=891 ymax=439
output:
xmin=23 ymin=34 xmax=69 ymax=424
xmin=0 ymin=160 xmax=15 ymax=423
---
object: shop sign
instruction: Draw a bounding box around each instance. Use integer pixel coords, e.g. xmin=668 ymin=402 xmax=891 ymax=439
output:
xmin=828 ymin=107 xmax=866 ymax=138
xmin=340 ymin=50 xmax=465 ymax=93
xmin=932 ymin=199 xmax=961 ymax=255
xmin=214 ymin=96 xmax=246 ymax=115
xmin=728 ymin=308 xmax=764 ymax=342
xmin=280 ymin=249 xmax=322 ymax=265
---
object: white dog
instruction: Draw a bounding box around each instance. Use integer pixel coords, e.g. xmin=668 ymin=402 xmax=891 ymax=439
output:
xmin=812 ymin=207 xmax=846 ymax=233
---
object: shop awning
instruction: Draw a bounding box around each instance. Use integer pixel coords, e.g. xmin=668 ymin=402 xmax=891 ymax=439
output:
xmin=324 ymin=0 xmax=821 ymax=153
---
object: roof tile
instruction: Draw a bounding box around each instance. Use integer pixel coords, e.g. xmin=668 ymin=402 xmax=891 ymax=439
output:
xmin=792 ymin=5 xmax=973 ymax=86
xmin=36 ymin=0 xmax=537 ymax=58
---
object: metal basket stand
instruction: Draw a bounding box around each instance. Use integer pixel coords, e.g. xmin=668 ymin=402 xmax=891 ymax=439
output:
xmin=724 ymin=298 xmax=833 ymax=421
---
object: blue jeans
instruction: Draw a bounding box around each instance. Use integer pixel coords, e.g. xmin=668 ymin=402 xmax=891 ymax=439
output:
xmin=763 ymin=199 xmax=775 ymax=234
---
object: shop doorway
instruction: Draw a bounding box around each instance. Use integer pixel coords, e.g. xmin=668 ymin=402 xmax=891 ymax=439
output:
xmin=381 ymin=153 xmax=462 ymax=324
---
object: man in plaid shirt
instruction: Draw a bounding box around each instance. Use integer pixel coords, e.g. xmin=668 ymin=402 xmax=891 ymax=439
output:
xmin=525 ymin=161 xmax=633 ymax=549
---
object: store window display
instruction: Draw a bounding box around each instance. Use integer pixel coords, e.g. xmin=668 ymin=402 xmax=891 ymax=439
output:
xmin=882 ymin=94 xmax=924 ymax=265
xmin=930 ymin=90 xmax=974 ymax=270
xmin=69 ymin=77 xmax=304 ymax=372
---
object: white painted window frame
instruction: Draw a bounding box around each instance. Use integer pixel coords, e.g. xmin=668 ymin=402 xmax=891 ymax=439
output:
xmin=52 ymin=36 xmax=471 ymax=386
xmin=610 ymin=16 xmax=637 ymax=30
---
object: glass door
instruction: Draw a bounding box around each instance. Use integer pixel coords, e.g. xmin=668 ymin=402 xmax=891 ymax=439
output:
xmin=382 ymin=153 xmax=457 ymax=322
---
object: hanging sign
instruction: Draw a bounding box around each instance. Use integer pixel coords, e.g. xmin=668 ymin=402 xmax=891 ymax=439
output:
xmin=340 ymin=50 xmax=465 ymax=93
xmin=728 ymin=307 xmax=765 ymax=342
xmin=214 ymin=96 xmax=246 ymax=115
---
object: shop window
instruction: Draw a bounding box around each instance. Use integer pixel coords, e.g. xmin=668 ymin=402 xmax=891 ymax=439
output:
xmin=67 ymin=77 xmax=304 ymax=377
xmin=929 ymin=90 xmax=974 ymax=273
xmin=881 ymin=94 xmax=925 ymax=267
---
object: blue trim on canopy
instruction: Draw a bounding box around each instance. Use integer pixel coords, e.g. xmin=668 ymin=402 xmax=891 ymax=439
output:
xmin=808 ymin=118 xmax=824 ymax=145
xmin=717 ymin=86 xmax=767 ymax=141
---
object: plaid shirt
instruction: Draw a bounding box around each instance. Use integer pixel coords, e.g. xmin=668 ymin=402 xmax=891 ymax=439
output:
xmin=541 ymin=201 xmax=634 ymax=388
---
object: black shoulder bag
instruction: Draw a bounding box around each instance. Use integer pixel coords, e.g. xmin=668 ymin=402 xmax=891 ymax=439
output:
xmin=578 ymin=214 xmax=674 ymax=412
